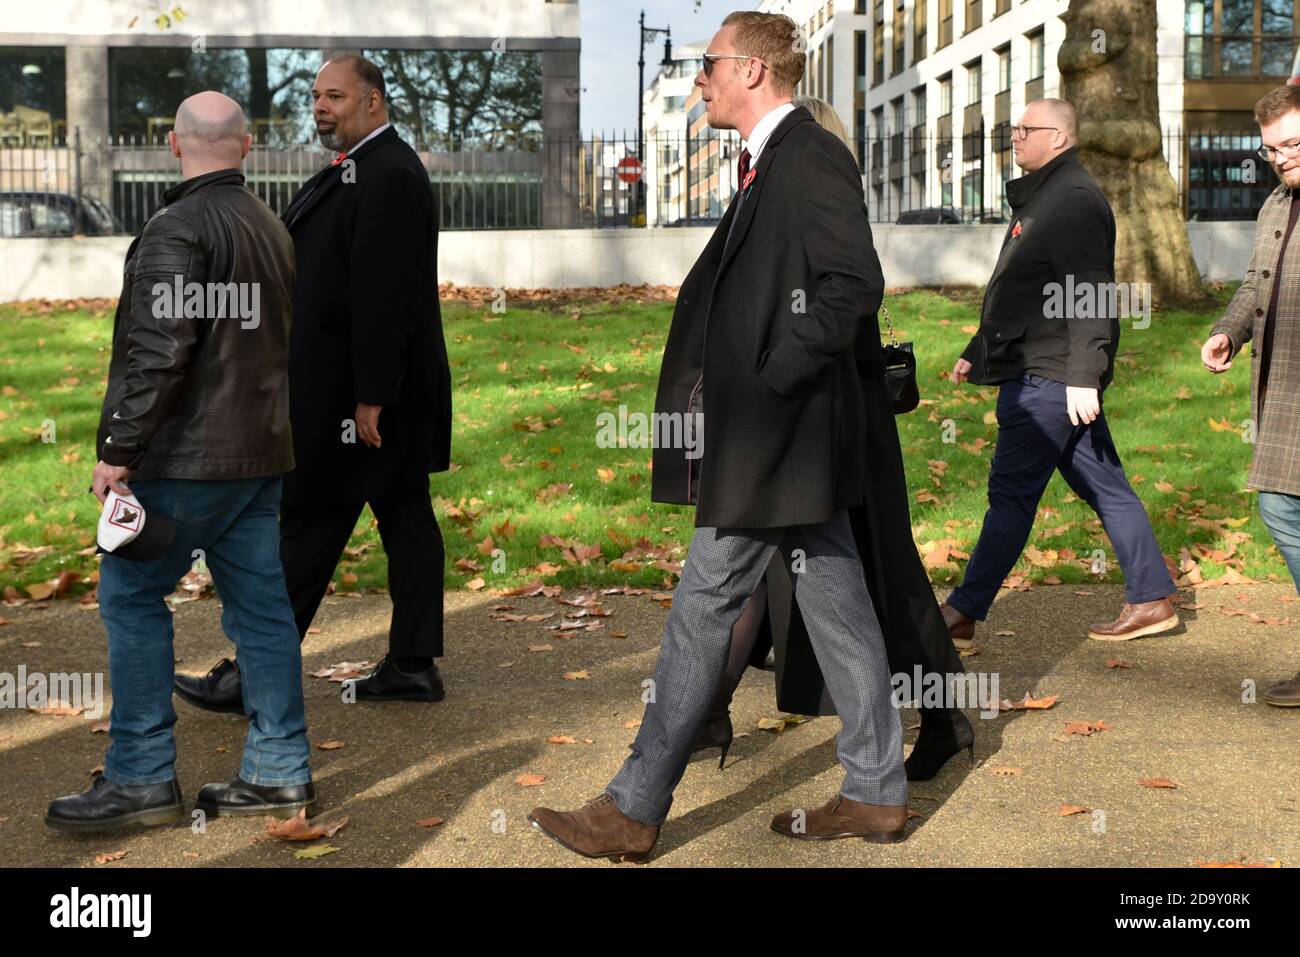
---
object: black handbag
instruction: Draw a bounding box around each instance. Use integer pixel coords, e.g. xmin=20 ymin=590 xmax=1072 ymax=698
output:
xmin=880 ymin=304 xmax=920 ymax=414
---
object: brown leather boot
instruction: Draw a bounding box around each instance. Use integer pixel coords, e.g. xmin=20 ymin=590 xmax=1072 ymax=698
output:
xmin=1263 ymin=672 xmax=1300 ymax=707
xmin=1088 ymin=597 xmax=1179 ymax=641
xmin=770 ymin=795 xmax=908 ymax=843
xmin=939 ymin=601 xmax=976 ymax=649
xmin=528 ymin=793 xmax=659 ymax=863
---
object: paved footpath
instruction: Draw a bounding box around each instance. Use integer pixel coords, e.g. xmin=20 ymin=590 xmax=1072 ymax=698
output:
xmin=0 ymin=582 xmax=1296 ymax=867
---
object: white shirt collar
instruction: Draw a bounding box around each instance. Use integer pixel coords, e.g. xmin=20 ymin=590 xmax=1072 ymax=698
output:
xmin=744 ymin=102 xmax=796 ymax=162
xmin=342 ymin=122 xmax=391 ymax=158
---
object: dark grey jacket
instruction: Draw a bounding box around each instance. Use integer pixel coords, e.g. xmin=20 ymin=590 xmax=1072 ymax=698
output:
xmin=960 ymin=147 xmax=1120 ymax=390
xmin=97 ymin=169 xmax=296 ymax=479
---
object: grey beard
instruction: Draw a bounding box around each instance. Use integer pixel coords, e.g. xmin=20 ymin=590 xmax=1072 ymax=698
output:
xmin=318 ymin=128 xmax=342 ymax=151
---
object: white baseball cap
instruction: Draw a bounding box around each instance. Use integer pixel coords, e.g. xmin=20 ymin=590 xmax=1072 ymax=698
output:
xmin=97 ymin=490 xmax=175 ymax=560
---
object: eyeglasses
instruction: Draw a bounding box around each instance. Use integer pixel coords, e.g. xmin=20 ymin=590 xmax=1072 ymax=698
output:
xmin=1010 ymin=124 xmax=1059 ymax=141
xmin=1258 ymin=140 xmax=1300 ymax=161
xmin=702 ymin=53 xmax=760 ymax=77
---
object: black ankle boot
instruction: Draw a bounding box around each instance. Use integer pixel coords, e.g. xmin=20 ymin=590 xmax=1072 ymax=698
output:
xmin=905 ymin=707 xmax=975 ymax=781
xmin=690 ymin=673 xmax=743 ymax=770
xmin=46 ymin=774 xmax=185 ymax=832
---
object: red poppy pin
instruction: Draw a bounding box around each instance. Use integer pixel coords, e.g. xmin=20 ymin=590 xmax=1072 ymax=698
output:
xmin=1011 ymin=219 xmax=1022 ymax=238
xmin=742 ymin=168 xmax=757 ymax=196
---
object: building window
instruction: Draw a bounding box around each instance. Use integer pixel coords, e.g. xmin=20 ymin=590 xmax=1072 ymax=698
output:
xmin=964 ymin=0 xmax=983 ymax=35
xmin=1027 ymin=29 xmax=1045 ymax=80
xmin=967 ymin=58 xmax=982 ymax=103
xmin=873 ymin=10 xmax=885 ymax=85
xmin=826 ymin=35 xmax=834 ymax=105
xmin=0 ymin=47 xmax=67 ymax=145
xmin=108 ymin=46 xmax=543 ymax=148
xmin=892 ymin=2 xmax=906 ymax=76
xmin=938 ymin=74 xmax=953 ymax=117
xmin=914 ymin=0 xmax=928 ymax=63
xmin=855 ymin=29 xmax=867 ymax=92
xmin=938 ymin=0 xmax=954 ymax=48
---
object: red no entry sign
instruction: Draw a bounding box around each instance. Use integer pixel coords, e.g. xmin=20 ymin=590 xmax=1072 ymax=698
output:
xmin=616 ymin=156 xmax=644 ymax=183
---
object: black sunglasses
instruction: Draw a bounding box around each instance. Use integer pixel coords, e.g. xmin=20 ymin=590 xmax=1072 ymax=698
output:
xmin=702 ymin=53 xmax=760 ymax=77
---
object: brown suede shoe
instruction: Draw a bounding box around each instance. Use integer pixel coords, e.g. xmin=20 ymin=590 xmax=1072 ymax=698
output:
xmin=770 ymin=795 xmax=908 ymax=844
xmin=939 ymin=601 xmax=976 ymax=649
xmin=1088 ymin=597 xmax=1179 ymax=641
xmin=528 ymin=793 xmax=659 ymax=863
xmin=1263 ymin=672 xmax=1300 ymax=708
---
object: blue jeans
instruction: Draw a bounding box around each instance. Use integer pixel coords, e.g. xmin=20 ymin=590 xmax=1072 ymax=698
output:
xmin=949 ymin=373 xmax=1175 ymax=620
xmin=98 ymin=476 xmax=311 ymax=788
xmin=1258 ymin=491 xmax=1300 ymax=593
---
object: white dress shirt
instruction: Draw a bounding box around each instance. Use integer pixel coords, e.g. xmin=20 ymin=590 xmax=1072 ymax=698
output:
xmin=744 ymin=102 xmax=797 ymax=164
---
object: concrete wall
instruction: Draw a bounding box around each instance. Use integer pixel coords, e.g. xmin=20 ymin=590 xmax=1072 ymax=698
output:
xmin=0 ymin=222 xmax=1257 ymax=303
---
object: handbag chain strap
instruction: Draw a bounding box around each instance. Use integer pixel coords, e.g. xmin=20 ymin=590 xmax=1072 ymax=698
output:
xmin=880 ymin=303 xmax=898 ymax=347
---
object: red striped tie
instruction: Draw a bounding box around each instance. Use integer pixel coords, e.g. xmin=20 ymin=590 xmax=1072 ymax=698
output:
xmin=331 ymin=151 xmax=348 ymax=167
xmin=737 ymin=148 xmax=751 ymax=184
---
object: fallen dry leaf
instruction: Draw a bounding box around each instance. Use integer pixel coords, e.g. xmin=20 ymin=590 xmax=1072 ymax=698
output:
xmin=94 ymin=850 xmax=128 ymax=864
xmin=294 ymin=844 xmax=339 ymax=860
xmin=1063 ymin=719 xmax=1112 ymax=736
xmin=516 ymin=772 xmax=546 ymax=787
xmin=989 ymin=767 xmax=1023 ymax=776
xmin=1138 ymin=777 xmax=1179 ymax=789
xmin=416 ymin=816 xmax=446 ymax=828
xmin=316 ymin=740 xmax=346 ymax=751
xmin=562 ymin=669 xmax=590 ymax=681
xmin=265 ymin=809 xmax=349 ymax=841
xmin=1058 ymin=804 xmax=1090 ymax=817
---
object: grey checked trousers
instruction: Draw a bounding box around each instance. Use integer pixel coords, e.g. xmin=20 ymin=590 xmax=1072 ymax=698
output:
xmin=607 ymin=509 xmax=907 ymax=825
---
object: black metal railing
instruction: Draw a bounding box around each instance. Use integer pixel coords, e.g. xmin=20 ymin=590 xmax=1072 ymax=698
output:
xmin=0 ymin=127 xmax=1286 ymax=233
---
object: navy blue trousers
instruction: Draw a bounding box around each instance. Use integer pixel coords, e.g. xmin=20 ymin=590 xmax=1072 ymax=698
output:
xmin=948 ymin=373 xmax=1175 ymax=620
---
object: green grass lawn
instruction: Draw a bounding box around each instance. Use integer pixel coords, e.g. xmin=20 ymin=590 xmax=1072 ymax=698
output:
xmin=0 ymin=283 xmax=1286 ymax=601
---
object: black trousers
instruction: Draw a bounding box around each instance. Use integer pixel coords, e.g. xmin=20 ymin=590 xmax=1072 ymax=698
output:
xmin=279 ymin=485 xmax=445 ymax=658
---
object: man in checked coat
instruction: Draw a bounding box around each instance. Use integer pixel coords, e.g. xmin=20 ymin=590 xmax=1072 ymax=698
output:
xmin=1203 ymin=85 xmax=1300 ymax=708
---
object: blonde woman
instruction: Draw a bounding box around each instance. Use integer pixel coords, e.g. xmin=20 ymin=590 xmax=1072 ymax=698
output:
xmin=689 ymin=96 xmax=975 ymax=782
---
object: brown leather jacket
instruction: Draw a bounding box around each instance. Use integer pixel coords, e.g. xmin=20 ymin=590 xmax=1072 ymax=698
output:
xmin=97 ymin=169 xmax=296 ymax=479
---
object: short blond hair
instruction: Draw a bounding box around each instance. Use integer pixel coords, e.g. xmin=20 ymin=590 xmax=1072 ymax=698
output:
xmin=722 ymin=11 xmax=806 ymax=95
xmin=795 ymin=96 xmax=851 ymax=150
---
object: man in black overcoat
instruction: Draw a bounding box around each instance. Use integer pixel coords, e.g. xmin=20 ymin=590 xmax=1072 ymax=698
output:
xmin=175 ymin=55 xmax=453 ymax=709
xmin=528 ymin=12 xmax=908 ymax=862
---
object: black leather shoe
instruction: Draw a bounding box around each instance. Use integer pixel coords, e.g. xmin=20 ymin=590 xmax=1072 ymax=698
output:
xmin=174 ymin=658 xmax=245 ymax=715
xmin=195 ymin=777 xmax=316 ymax=819
xmin=347 ymin=656 xmax=445 ymax=702
xmin=46 ymin=774 xmax=185 ymax=832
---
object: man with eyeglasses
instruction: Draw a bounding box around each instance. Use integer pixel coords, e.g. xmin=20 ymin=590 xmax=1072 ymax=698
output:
xmin=943 ymin=97 xmax=1177 ymax=648
xmin=528 ymin=10 xmax=908 ymax=860
xmin=1202 ymin=85 xmax=1300 ymax=708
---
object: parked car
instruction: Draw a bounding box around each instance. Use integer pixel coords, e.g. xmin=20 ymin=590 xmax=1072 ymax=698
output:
xmin=0 ymin=192 xmax=123 ymax=237
xmin=895 ymin=206 xmax=963 ymax=225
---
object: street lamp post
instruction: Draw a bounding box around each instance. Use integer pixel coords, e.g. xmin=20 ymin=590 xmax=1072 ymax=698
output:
xmin=638 ymin=9 xmax=672 ymax=226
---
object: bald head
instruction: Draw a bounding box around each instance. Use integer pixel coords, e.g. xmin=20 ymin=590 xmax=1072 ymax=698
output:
xmin=171 ymin=92 xmax=250 ymax=173
xmin=1013 ymin=97 xmax=1078 ymax=172
xmin=1032 ymin=98 xmax=1078 ymax=142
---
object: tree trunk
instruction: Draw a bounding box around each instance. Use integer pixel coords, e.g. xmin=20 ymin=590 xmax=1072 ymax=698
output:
xmin=1058 ymin=0 xmax=1205 ymax=302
